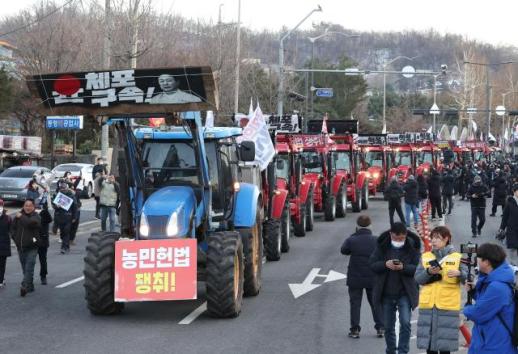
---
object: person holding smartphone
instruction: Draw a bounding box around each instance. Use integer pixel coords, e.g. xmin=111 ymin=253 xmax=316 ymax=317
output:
xmin=369 ymin=222 xmax=421 ymax=354
xmin=414 ymin=226 xmax=467 ymax=354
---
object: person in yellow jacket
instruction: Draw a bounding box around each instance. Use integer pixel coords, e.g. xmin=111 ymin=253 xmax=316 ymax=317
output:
xmin=414 ymin=226 xmax=468 ymax=354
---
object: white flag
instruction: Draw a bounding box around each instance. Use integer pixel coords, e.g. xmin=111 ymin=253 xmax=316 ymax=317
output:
xmin=450 ymin=126 xmax=458 ymax=140
xmin=205 ymin=110 xmax=214 ymax=128
xmin=505 ymin=128 xmax=509 ymax=140
xmin=237 ymin=106 xmax=275 ymax=171
xmin=488 ymin=132 xmax=496 ymax=142
xmin=472 ymin=120 xmax=478 ymax=132
xmin=426 ymin=126 xmax=433 ymax=134
xmin=248 ymin=98 xmax=254 ymax=118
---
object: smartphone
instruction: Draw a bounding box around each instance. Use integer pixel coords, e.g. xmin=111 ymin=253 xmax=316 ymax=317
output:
xmin=428 ymin=259 xmax=442 ymax=269
xmin=392 ymin=259 xmax=401 ymax=265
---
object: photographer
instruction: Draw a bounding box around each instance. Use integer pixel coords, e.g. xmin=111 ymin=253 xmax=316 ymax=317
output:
xmin=463 ymin=243 xmax=517 ymax=354
xmin=415 ymin=226 xmax=467 ymax=354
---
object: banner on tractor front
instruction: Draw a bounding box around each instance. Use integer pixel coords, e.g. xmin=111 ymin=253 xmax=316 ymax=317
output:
xmin=114 ymin=239 xmax=197 ymax=302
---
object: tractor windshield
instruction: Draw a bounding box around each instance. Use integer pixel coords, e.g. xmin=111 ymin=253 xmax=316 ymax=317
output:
xmin=142 ymin=141 xmax=199 ymax=185
xmin=276 ymin=154 xmax=290 ymax=180
xmin=365 ymin=151 xmax=383 ymax=167
xmin=417 ymin=151 xmax=433 ymax=165
xmin=333 ymin=151 xmax=351 ymax=171
xmin=394 ymin=151 xmax=412 ymax=166
xmin=301 ymin=151 xmax=322 ymax=173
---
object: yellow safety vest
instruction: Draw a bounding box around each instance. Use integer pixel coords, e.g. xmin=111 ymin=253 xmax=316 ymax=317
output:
xmin=418 ymin=251 xmax=462 ymax=311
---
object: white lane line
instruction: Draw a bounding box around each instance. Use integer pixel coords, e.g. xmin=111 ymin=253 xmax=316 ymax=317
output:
xmin=79 ymin=220 xmax=99 ymax=227
xmin=178 ymin=302 xmax=207 ymax=325
xmin=55 ymin=276 xmax=84 ymax=288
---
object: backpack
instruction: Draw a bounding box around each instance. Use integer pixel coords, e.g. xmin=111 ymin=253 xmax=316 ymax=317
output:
xmin=497 ymin=283 xmax=518 ymax=347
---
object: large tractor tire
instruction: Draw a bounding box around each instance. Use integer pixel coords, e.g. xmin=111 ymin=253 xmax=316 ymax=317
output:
xmin=240 ymin=209 xmax=263 ymax=297
xmin=305 ymin=191 xmax=315 ymax=232
xmin=351 ymin=187 xmax=361 ymax=213
xmin=264 ymin=219 xmax=281 ymax=262
xmin=336 ymin=184 xmax=347 ymax=218
xmin=206 ymin=231 xmax=244 ymax=318
xmin=293 ymin=202 xmax=307 ymax=237
xmin=281 ymin=205 xmax=290 ymax=253
xmin=324 ymin=195 xmax=336 ymax=221
xmin=361 ymin=184 xmax=369 ymax=210
xmin=83 ymin=232 xmax=124 ymax=315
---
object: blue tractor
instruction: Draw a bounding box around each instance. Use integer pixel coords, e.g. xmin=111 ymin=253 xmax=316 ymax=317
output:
xmin=83 ymin=113 xmax=264 ymax=317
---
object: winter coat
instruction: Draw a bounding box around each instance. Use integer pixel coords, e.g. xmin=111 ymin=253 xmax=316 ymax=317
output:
xmin=414 ymin=245 xmax=468 ymax=351
xmin=417 ymin=175 xmax=428 ymax=200
xmin=441 ymin=173 xmax=455 ymax=196
xmin=93 ymin=175 xmax=103 ymax=197
xmin=52 ymin=188 xmax=78 ymax=224
xmin=492 ymin=175 xmax=508 ymax=206
xmin=427 ymin=173 xmax=442 ymax=199
xmin=384 ymin=181 xmax=404 ymax=207
xmin=403 ymin=179 xmax=419 ymax=205
xmin=0 ymin=212 xmax=12 ymax=257
xmin=468 ymin=182 xmax=490 ymax=208
xmin=92 ymin=164 xmax=107 ymax=181
xmin=10 ymin=210 xmax=41 ymax=251
xmin=501 ymin=196 xmax=518 ymax=249
xmin=369 ymin=230 xmax=421 ymax=309
xmin=463 ymin=262 xmax=518 ymax=354
xmin=340 ymin=228 xmax=378 ymax=289
xmin=99 ymin=180 xmax=120 ymax=207
xmin=39 ymin=207 xmax=53 ymax=249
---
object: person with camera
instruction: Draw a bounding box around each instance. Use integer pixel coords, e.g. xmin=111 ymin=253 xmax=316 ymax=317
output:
xmin=463 ymin=243 xmax=518 ymax=354
xmin=369 ymin=222 xmax=421 ymax=354
xmin=468 ymin=175 xmax=490 ymax=238
xmin=499 ymin=184 xmax=518 ymax=263
xmin=414 ymin=226 xmax=467 ymax=354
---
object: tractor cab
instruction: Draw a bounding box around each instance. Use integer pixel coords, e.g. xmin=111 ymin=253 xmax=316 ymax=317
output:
xmin=389 ymin=144 xmax=416 ymax=183
xmin=357 ymin=134 xmax=391 ymax=194
xmin=415 ymin=142 xmax=441 ymax=175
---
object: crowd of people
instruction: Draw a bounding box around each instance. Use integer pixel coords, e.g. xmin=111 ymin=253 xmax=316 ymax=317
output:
xmin=0 ymin=158 xmax=119 ymax=297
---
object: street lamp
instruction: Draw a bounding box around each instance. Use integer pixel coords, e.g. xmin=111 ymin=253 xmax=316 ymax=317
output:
xmin=382 ymin=55 xmax=419 ymax=133
xmin=277 ymin=5 xmax=322 ymax=117
xmin=500 ymin=90 xmax=518 ymax=151
xmin=308 ymin=30 xmax=359 ymax=118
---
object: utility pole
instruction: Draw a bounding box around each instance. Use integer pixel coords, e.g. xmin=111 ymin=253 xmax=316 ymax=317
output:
xmin=486 ymin=65 xmax=491 ymax=139
xmin=233 ymin=0 xmax=241 ymax=114
xmin=130 ymin=0 xmax=140 ymax=69
xmin=101 ymin=0 xmax=111 ymax=161
xmin=217 ymin=4 xmax=223 ymax=69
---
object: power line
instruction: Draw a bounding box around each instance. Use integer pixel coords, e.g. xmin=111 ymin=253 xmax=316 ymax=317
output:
xmin=0 ymin=0 xmax=77 ymax=38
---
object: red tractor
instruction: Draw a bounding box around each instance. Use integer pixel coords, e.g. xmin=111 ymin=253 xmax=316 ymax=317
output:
xmin=415 ymin=142 xmax=442 ymax=176
xmin=275 ymin=134 xmax=316 ymax=237
xmin=357 ymin=134 xmax=392 ymax=195
xmin=463 ymin=141 xmax=490 ymax=162
xmin=388 ymin=140 xmax=416 ymax=183
xmin=307 ymin=119 xmax=370 ymax=213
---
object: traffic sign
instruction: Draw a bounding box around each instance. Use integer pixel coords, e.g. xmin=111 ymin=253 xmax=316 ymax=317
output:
xmin=429 ymin=103 xmax=440 ymax=115
xmin=467 ymin=107 xmax=477 ymax=114
xmin=401 ymin=65 xmax=416 ymax=78
xmin=46 ymin=115 xmax=84 ymax=130
xmin=315 ymin=88 xmax=333 ymax=98
xmin=496 ymin=105 xmax=506 ymax=116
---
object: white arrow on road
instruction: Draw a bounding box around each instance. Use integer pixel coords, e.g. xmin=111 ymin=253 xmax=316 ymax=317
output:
xmin=289 ymin=268 xmax=347 ymax=299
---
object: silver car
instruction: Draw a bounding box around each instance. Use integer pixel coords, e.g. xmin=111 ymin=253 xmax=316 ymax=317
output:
xmin=0 ymin=166 xmax=53 ymax=202
xmin=50 ymin=163 xmax=95 ymax=199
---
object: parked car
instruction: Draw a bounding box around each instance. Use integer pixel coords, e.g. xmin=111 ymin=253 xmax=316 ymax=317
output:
xmin=0 ymin=166 xmax=53 ymax=202
xmin=50 ymin=163 xmax=95 ymax=199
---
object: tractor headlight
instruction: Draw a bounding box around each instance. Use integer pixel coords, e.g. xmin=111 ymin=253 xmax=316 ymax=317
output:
xmin=373 ymin=172 xmax=380 ymax=179
xmin=424 ymin=168 xmax=429 ymax=173
xmin=366 ymin=172 xmax=372 ymax=178
xmin=139 ymin=213 xmax=150 ymax=237
xmin=166 ymin=212 xmax=179 ymax=237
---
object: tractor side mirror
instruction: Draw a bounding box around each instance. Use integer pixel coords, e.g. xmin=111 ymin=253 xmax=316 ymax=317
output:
xmin=239 ymin=141 xmax=255 ymax=162
xmin=276 ymin=159 xmax=285 ymax=170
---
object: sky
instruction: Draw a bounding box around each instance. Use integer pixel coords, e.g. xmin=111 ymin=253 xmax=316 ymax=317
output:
xmin=3 ymin=0 xmax=518 ymax=47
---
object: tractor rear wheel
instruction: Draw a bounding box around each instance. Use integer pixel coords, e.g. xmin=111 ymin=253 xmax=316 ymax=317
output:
xmin=352 ymin=187 xmax=361 ymax=213
xmin=361 ymin=184 xmax=369 ymax=210
xmin=83 ymin=232 xmax=124 ymax=315
xmin=240 ymin=209 xmax=263 ymax=297
xmin=264 ymin=219 xmax=281 ymax=261
xmin=293 ymin=202 xmax=307 ymax=237
xmin=324 ymin=195 xmax=336 ymax=221
xmin=305 ymin=191 xmax=315 ymax=231
xmin=206 ymin=231 xmax=244 ymax=318
xmin=281 ymin=205 xmax=290 ymax=253
xmin=336 ymin=184 xmax=347 ymax=218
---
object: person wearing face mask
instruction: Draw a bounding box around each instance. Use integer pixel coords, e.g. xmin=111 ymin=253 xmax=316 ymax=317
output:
xmin=463 ymin=243 xmax=518 ymax=354
xmin=499 ymin=184 xmax=518 ymax=263
xmin=0 ymin=199 xmax=12 ymax=288
xmin=414 ymin=226 xmax=467 ymax=354
xmin=340 ymin=215 xmax=384 ymax=339
xmin=369 ymin=222 xmax=421 ymax=354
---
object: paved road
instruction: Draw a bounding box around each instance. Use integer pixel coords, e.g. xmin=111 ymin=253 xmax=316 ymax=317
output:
xmin=0 ymin=195 xmax=504 ymax=354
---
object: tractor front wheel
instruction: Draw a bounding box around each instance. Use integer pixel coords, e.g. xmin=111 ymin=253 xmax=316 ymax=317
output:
xmin=324 ymin=195 xmax=336 ymax=221
xmin=239 ymin=209 xmax=263 ymax=297
xmin=336 ymin=184 xmax=347 ymax=218
xmin=293 ymin=202 xmax=307 ymax=237
xmin=305 ymin=191 xmax=315 ymax=231
xmin=281 ymin=205 xmax=290 ymax=253
xmin=264 ymin=219 xmax=281 ymax=262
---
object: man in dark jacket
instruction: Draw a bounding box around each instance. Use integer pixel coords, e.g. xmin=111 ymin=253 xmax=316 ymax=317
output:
xmin=11 ymin=199 xmax=41 ymax=296
xmin=38 ymin=202 xmax=52 ymax=285
xmin=92 ymin=157 xmax=108 ymax=181
xmin=490 ymin=170 xmax=508 ymax=216
xmin=500 ymin=184 xmax=518 ymax=263
xmin=341 ymin=215 xmax=384 ymax=339
xmin=441 ymin=168 xmax=455 ymax=215
xmin=417 ymin=174 xmax=428 ymax=209
xmin=369 ymin=222 xmax=420 ymax=354
xmin=385 ymin=177 xmax=406 ymax=226
xmin=403 ymin=175 xmax=419 ymax=228
xmin=52 ymin=179 xmax=78 ymax=254
xmin=468 ymin=175 xmax=490 ymax=238
xmin=427 ymin=169 xmax=443 ymax=219
xmin=0 ymin=199 xmax=11 ymax=288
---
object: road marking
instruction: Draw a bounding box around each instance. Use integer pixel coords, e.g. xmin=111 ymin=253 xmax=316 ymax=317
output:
xmin=178 ymin=302 xmax=207 ymax=325
xmin=55 ymin=276 xmax=84 ymax=288
xmin=289 ymin=268 xmax=347 ymax=298
xmin=79 ymin=220 xmax=99 ymax=227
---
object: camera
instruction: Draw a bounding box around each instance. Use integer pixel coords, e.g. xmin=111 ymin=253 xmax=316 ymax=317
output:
xmin=460 ymin=242 xmax=478 ymax=254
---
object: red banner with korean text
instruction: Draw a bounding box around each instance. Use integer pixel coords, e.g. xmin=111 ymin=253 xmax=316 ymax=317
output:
xmin=114 ymin=239 xmax=197 ymax=302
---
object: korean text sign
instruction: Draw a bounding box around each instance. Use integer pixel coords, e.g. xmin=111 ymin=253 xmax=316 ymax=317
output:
xmin=114 ymin=239 xmax=197 ymax=302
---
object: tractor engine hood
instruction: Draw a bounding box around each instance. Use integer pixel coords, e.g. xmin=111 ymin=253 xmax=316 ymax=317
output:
xmin=139 ymin=186 xmax=197 ymax=239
